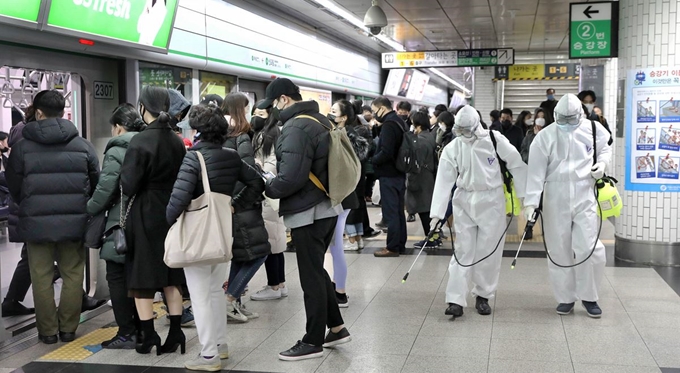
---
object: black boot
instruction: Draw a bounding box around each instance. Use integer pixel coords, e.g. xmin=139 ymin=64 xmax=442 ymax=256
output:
xmin=161 ymin=315 xmax=186 ymax=354
xmin=135 ymin=319 xmax=161 ymax=356
xmin=475 ymin=297 xmax=492 ymax=315
xmin=445 ymin=303 xmax=464 ymax=317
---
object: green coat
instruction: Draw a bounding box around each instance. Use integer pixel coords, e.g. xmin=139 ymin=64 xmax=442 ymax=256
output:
xmin=86 ymin=132 xmax=137 ymax=263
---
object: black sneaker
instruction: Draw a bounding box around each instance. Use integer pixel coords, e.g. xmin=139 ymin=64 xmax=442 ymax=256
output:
xmin=278 ymin=340 xmax=323 ymax=361
xmin=582 ymin=301 xmax=602 ymax=318
xmin=322 ymin=328 xmax=351 ymax=348
xmin=336 ymin=292 xmax=348 ymax=308
xmin=38 ymin=334 xmax=58 ymax=344
xmin=407 ymin=214 xmax=416 ymax=222
xmin=556 ymin=302 xmax=575 ymax=315
xmin=102 ymin=334 xmax=136 ymax=349
xmin=363 ymin=229 xmax=381 ymax=239
xmin=445 ymin=303 xmax=464 ymax=317
xmin=59 ymin=332 xmax=76 ymax=342
xmin=475 ymin=297 xmax=492 ymax=315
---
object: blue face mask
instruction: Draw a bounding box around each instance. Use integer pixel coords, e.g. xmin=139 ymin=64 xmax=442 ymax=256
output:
xmin=557 ymin=123 xmax=577 ymax=132
xmin=547 ymin=94 xmax=555 ymax=100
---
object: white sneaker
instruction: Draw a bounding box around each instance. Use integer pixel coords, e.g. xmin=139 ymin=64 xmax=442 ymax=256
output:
xmin=357 ymin=237 xmax=365 ymax=249
xmin=238 ymin=302 xmax=259 ymax=320
xmin=343 ymin=241 xmax=359 ymax=251
xmin=250 ymin=286 xmax=282 ymax=301
xmin=184 ymin=355 xmax=221 ymax=371
xmin=227 ymin=300 xmax=248 ymax=322
xmin=217 ymin=343 xmax=229 ymax=359
xmin=280 ymin=286 xmax=289 ymax=297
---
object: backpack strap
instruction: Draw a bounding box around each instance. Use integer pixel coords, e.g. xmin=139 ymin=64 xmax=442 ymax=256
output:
xmin=294 ymin=114 xmax=330 ymax=195
xmin=489 ymin=130 xmax=512 ymax=192
xmin=591 ymin=120 xmax=597 ymax=165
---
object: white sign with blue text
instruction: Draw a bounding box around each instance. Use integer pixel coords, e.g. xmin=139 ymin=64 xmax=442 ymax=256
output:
xmin=626 ymin=67 xmax=680 ymax=192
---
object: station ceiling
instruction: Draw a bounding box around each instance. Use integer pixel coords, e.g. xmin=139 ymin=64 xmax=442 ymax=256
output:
xmin=255 ymin=0 xmax=574 ymax=53
xmin=245 ymin=0 xmax=576 ymax=90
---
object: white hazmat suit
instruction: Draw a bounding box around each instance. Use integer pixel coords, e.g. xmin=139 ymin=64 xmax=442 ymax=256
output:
xmin=431 ymin=106 xmax=527 ymax=310
xmin=525 ymin=94 xmax=611 ymax=307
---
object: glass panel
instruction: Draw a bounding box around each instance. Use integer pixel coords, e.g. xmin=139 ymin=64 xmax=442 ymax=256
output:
xmin=139 ymin=61 xmax=193 ymax=101
xmin=199 ymin=71 xmax=236 ymax=102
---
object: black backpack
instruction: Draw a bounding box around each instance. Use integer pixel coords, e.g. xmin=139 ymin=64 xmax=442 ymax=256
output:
xmin=489 ymin=131 xmax=513 ymax=193
xmin=396 ymin=124 xmax=420 ymax=174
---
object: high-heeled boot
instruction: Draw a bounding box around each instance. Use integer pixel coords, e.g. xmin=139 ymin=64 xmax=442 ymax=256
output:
xmin=161 ymin=315 xmax=186 ymax=354
xmin=135 ymin=319 xmax=162 ymax=355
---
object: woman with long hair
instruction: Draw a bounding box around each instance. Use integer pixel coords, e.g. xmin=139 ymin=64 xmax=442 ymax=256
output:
xmin=87 ymin=104 xmax=145 ymax=349
xmin=166 ymin=104 xmax=264 ymax=371
xmin=325 ymin=99 xmax=368 ymax=307
xmin=120 ymin=86 xmax=187 ymax=356
xmin=249 ymin=101 xmax=288 ymax=301
xmin=221 ymin=93 xmax=271 ymax=321
xmin=515 ymin=110 xmax=532 ymax=135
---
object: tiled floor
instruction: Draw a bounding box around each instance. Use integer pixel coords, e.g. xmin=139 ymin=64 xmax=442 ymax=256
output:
xmin=1 ymin=208 xmax=679 ymax=373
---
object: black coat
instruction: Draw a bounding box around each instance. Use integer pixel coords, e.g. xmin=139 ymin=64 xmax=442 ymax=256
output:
xmin=345 ymin=123 xmax=371 ymax=224
xmin=223 ymin=134 xmax=271 ymax=262
xmin=120 ymin=120 xmax=186 ymax=290
xmin=406 ymin=131 xmax=437 ymax=214
xmin=372 ymin=111 xmax=407 ymax=178
xmin=6 ymin=118 xmax=99 ymax=243
xmin=501 ymin=121 xmax=525 ymax=153
xmin=540 ymin=99 xmax=557 ymax=125
xmin=7 ymin=125 xmax=23 ymax=242
xmin=265 ymin=101 xmax=333 ymax=216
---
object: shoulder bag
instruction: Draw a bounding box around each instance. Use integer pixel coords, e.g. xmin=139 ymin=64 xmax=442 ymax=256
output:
xmin=102 ymin=187 xmax=135 ymax=255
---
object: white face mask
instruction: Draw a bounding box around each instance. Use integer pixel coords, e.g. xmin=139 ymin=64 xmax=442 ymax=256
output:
xmin=526 ymin=118 xmax=534 ymax=126
xmin=439 ymin=123 xmax=446 ymax=131
xmin=585 ymin=103 xmax=595 ymax=112
xmin=409 ymin=125 xmax=415 ymax=132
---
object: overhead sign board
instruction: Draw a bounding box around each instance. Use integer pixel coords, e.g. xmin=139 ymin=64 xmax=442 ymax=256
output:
xmin=569 ymin=1 xmax=619 ymax=59
xmin=45 ymin=0 xmax=180 ymax=51
xmin=494 ymin=64 xmax=580 ymax=80
xmin=382 ymin=48 xmax=514 ymax=69
xmin=0 ymin=0 xmax=43 ymax=27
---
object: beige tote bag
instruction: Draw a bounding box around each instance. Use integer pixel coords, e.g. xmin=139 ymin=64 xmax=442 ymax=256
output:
xmin=164 ymin=151 xmax=233 ymax=268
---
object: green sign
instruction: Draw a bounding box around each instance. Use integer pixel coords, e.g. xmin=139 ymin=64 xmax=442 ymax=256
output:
xmin=570 ymin=2 xmax=619 ymax=59
xmin=47 ymin=0 xmax=178 ymax=49
xmin=0 ymin=0 xmax=42 ymax=22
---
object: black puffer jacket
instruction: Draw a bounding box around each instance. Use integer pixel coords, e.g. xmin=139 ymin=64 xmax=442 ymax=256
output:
xmin=6 ymin=118 xmax=99 ymax=243
xmin=265 ymin=101 xmax=332 ymax=216
xmin=166 ymin=142 xmax=268 ymax=261
xmin=7 ymin=125 xmax=23 ymax=242
xmin=222 ymin=134 xmax=271 ymax=261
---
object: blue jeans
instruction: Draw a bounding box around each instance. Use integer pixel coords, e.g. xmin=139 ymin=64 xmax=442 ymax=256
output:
xmin=227 ymin=256 xmax=267 ymax=299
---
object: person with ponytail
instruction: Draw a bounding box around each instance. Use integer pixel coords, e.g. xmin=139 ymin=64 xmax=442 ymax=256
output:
xmin=87 ymin=103 xmax=145 ymax=349
xmin=120 ymin=86 xmax=187 ymax=356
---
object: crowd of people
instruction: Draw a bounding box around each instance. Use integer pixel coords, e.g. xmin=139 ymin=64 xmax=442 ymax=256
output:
xmin=0 ymin=80 xmax=615 ymax=369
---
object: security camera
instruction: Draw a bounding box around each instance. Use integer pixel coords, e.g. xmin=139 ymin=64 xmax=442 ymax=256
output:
xmin=364 ymin=0 xmax=387 ymax=36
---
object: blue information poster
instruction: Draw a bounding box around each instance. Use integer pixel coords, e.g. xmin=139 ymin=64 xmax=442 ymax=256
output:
xmin=626 ymin=67 xmax=680 ymax=192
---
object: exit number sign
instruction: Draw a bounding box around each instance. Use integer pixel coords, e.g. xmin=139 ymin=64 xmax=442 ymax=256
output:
xmin=569 ymin=1 xmax=619 ymax=59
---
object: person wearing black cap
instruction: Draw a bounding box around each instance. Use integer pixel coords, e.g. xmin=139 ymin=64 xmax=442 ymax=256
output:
xmin=260 ymin=78 xmax=350 ymax=361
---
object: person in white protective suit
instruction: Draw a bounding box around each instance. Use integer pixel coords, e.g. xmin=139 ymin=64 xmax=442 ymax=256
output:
xmin=524 ymin=93 xmax=611 ymax=318
xmin=430 ymin=106 xmax=527 ymax=318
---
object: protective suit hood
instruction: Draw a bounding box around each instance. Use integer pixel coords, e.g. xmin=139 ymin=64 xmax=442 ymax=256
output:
xmin=554 ymin=94 xmax=583 ymax=120
xmin=454 ymin=105 xmax=485 ymax=138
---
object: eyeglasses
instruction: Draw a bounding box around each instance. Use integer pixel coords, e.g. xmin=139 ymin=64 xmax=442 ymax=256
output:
xmin=555 ymin=115 xmax=580 ymax=126
xmin=453 ymin=125 xmax=474 ymax=138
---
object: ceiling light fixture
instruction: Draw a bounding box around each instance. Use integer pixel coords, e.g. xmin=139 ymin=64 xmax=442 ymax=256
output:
xmin=429 ymin=68 xmax=471 ymax=94
xmin=310 ymin=0 xmax=469 ymax=92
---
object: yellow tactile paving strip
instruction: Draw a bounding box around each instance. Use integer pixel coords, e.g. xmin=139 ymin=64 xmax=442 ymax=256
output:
xmin=39 ymin=327 xmax=118 ymax=361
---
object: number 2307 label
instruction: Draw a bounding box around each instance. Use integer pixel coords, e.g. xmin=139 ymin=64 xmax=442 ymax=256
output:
xmin=94 ymin=81 xmax=114 ymax=100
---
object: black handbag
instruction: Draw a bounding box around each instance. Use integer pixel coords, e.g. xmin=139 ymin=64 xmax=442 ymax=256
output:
xmin=84 ymin=211 xmax=107 ymax=248
xmin=103 ymin=187 xmax=135 ymax=255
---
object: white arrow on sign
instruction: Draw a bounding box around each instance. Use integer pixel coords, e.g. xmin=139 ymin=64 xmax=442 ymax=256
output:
xmin=570 ymin=2 xmax=612 ymax=22
xmin=496 ymin=48 xmax=514 ymax=65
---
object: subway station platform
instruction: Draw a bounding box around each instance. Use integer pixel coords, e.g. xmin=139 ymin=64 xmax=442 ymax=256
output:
xmin=0 ymin=208 xmax=679 ymax=373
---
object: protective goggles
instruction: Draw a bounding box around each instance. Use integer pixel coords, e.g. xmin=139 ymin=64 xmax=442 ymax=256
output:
xmin=555 ymin=114 xmax=580 ymax=126
xmin=453 ymin=125 xmax=475 ymax=138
